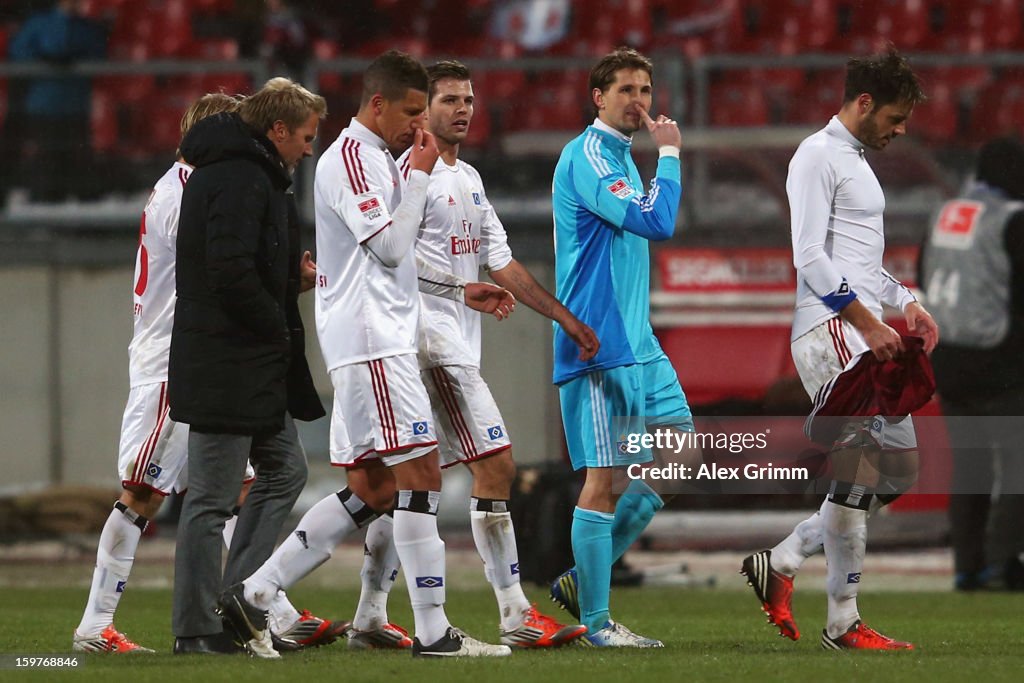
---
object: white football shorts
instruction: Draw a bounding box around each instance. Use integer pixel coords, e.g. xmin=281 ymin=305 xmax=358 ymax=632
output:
xmin=422 ymin=365 xmax=512 ymax=468
xmin=791 ymin=316 xmax=916 ymax=450
xmin=118 ymin=381 xmax=255 ymax=495
xmin=328 ymin=354 xmax=438 ymax=468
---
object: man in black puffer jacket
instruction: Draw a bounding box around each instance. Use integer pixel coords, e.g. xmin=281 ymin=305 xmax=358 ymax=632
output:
xmin=168 ymin=77 xmax=327 ymax=655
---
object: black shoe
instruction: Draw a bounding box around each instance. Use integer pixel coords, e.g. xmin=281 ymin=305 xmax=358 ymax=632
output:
xmin=172 ymin=631 xmax=245 ymax=655
xmin=218 ymin=582 xmax=268 ymax=642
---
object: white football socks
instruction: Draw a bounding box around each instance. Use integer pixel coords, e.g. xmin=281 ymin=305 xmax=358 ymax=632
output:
xmin=76 ymin=505 xmax=143 ymax=637
xmin=770 ymin=500 xmax=826 ymax=577
xmin=353 ymin=514 xmax=400 ymax=631
xmin=470 ymin=499 xmax=530 ymax=631
xmin=393 ymin=491 xmax=450 ymax=646
xmin=268 ymin=590 xmax=302 ymax=635
xmin=243 ymin=490 xmax=367 ymax=610
xmin=823 ymin=501 xmax=867 ymax=638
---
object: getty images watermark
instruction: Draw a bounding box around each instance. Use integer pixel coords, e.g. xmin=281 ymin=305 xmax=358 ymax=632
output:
xmin=608 ymin=415 xmax=1024 ymax=496
xmin=620 ymin=427 xmax=811 ymax=483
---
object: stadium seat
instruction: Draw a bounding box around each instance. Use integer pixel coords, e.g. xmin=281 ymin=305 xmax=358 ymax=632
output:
xmin=94 ymin=75 xmax=156 ymax=106
xmin=505 ymin=70 xmax=588 ymax=131
xmin=738 ymin=0 xmax=839 ymax=54
xmin=968 ymin=79 xmax=1024 ymax=143
xmin=312 ymin=38 xmax=344 ymax=95
xmin=926 ymin=0 xmax=1021 ymax=53
xmin=731 ymin=67 xmax=806 ymax=122
xmin=572 ymin=0 xmax=652 ymax=53
xmin=784 ymin=69 xmax=845 ymax=125
xmin=907 ymin=81 xmax=958 ymax=143
xmin=187 ymin=38 xmax=239 ymax=61
xmin=708 ymin=81 xmax=770 ymax=127
xmin=831 ymin=0 xmax=933 ymax=53
xmin=648 ymin=0 xmax=745 ymax=58
xmin=91 ymin=89 xmax=118 ymax=154
xmin=356 ymin=36 xmax=430 ymax=58
xmin=189 ymin=0 xmax=236 ymax=13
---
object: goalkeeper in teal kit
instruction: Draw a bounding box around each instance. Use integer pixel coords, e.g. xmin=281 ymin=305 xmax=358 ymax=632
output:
xmin=548 ymin=47 xmax=692 ymax=648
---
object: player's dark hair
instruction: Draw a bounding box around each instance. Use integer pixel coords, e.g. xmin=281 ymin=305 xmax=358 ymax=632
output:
xmin=976 ymin=137 xmax=1024 ymax=200
xmin=843 ymin=46 xmax=925 ymax=109
xmin=427 ymin=60 xmax=472 ymax=103
xmin=589 ymin=46 xmax=653 ymax=95
xmin=361 ymin=50 xmax=429 ymax=106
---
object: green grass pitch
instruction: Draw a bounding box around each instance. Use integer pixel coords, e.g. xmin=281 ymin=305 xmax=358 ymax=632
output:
xmin=3 ymin=584 xmax=1022 ymax=682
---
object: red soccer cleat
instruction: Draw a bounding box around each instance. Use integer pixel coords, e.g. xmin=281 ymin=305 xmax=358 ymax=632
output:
xmin=276 ymin=610 xmax=351 ymax=647
xmin=73 ymin=625 xmax=155 ymax=654
xmin=821 ymin=620 xmax=915 ymax=651
xmin=500 ymin=604 xmax=588 ymax=648
xmin=740 ymin=550 xmax=800 ymax=641
xmin=347 ymin=622 xmax=414 ymax=650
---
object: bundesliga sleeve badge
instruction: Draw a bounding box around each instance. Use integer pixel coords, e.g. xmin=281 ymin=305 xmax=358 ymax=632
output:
xmin=607 ymin=179 xmax=634 ymax=199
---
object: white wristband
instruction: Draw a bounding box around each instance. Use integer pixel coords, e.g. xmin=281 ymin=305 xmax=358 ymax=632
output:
xmin=658 ymin=145 xmax=681 ymax=159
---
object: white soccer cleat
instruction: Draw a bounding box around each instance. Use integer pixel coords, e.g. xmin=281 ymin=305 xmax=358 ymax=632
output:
xmin=412 ymin=626 xmax=512 ymax=657
xmin=580 ymin=620 xmax=664 ymax=648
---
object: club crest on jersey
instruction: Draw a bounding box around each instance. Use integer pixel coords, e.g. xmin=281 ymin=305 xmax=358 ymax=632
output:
xmin=116 ymin=580 xmax=127 ymax=593
xmin=412 ymin=421 xmax=429 ymax=435
xmin=472 ymin=192 xmax=481 ymax=205
xmin=487 ymin=425 xmax=504 ymax=440
xmin=358 ymin=197 xmax=383 ymax=220
xmin=607 ymin=179 xmax=634 ymax=199
xmin=416 ymin=576 xmax=443 ymax=588
xmin=847 ymin=572 xmax=861 ymax=584
xmin=447 ymin=195 xmax=457 ymax=206
xmin=510 ymin=562 xmax=520 ymax=575
xmin=146 ymin=463 xmax=163 ymax=479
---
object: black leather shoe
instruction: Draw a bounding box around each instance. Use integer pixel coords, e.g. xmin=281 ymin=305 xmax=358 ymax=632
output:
xmin=173 ymin=631 xmax=245 ymax=655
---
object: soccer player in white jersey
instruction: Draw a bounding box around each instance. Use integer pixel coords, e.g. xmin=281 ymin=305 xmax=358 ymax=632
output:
xmin=227 ymin=50 xmax=514 ymax=658
xmin=72 ymin=93 xmax=344 ymax=655
xmin=740 ymin=48 xmax=938 ymax=651
xmin=346 ymin=60 xmax=597 ymax=649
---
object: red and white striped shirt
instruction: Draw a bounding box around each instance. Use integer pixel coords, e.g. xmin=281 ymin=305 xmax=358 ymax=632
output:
xmin=129 ymin=162 xmax=190 ymax=387
xmin=314 ymin=118 xmax=418 ymax=370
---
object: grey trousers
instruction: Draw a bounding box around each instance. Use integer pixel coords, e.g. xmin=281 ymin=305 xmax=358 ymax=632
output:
xmin=172 ymin=414 xmax=308 ymax=637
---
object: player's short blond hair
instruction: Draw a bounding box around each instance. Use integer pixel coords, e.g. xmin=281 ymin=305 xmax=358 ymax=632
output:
xmin=240 ymin=77 xmax=327 ymax=134
xmin=180 ymin=92 xmax=241 ymax=141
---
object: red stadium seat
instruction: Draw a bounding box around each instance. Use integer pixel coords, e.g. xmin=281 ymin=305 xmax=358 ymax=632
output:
xmin=573 ymin=0 xmax=652 ymax=52
xmin=506 ymin=70 xmax=588 ymax=132
xmin=927 ymin=0 xmax=1021 ymax=53
xmin=187 ymin=38 xmax=239 ymax=61
xmin=94 ymin=75 xmax=156 ymax=105
xmin=831 ymin=0 xmax=933 ymax=53
xmin=908 ymin=81 xmax=958 ymax=143
xmin=91 ymin=89 xmax=118 ymax=154
xmin=356 ymin=37 xmax=430 ymax=58
xmin=731 ymin=67 xmax=806 ymax=121
xmin=189 ymin=0 xmax=236 ymax=13
xmin=738 ymin=0 xmax=839 ymax=54
xmin=312 ymin=39 xmax=344 ymax=95
xmin=708 ymin=81 xmax=770 ymax=127
xmin=968 ymin=79 xmax=1024 ymax=144
xmin=648 ymin=0 xmax=745 ymax=58
xmin=462 ymin=102 xmax=491 ymax=148
xmin=784 ymin=70 xmax=844 ymax=125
